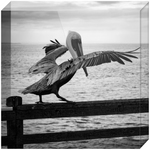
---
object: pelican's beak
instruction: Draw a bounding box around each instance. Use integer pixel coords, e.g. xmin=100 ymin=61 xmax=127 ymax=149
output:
xmin=66 ymin=31 xmax=88 ymax=76
xmin=73 ymin=39 xmax=88 ymax=76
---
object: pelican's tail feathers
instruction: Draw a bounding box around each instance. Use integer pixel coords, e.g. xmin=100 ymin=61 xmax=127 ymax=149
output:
xmin=83 ymin=67 xmax=88 ymax=77
xmin=18 ymin=88 xmax=28 ymax=94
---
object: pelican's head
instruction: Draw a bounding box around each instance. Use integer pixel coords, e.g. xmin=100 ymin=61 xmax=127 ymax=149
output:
xmin=66 ymin=31 xmax=88 ymax=76
xmin=66 ymin=31 xmax=83 ymax=58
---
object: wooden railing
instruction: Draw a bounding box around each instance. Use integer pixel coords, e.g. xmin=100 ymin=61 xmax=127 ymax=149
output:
xmin=1 ymin=96 xmax=149 ymax=148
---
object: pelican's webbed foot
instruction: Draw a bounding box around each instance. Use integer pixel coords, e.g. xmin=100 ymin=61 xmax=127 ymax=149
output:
xmin=36 ymin=101 xmax=44 ymax=104
xmin=56 ymin=94 xmax=75 ymax=103
xmin=36 ymin=101 xmax=50 ymax=105
xmin=61 ymin=98 xmax=75 ymax=104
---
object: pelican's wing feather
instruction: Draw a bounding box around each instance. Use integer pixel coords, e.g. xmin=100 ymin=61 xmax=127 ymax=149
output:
xmin=58 ymin=47 xmax=139 ymax=80
xmin=28 ymin=56 xmax=58 ymax=75
xmin=29 ymin=46 xmax=68 ymax=74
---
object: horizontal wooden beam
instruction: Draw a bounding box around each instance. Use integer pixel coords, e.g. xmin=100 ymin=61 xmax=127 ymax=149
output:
xmin=14 ymin=98 xmax=150 ymax=120
xmin=2 ymin=126 xmax=148 ymax=146
xmin=17 ymin=98 xmax=149 ymax=111
xmin=2 ymin=98 xmax=148 ymax=121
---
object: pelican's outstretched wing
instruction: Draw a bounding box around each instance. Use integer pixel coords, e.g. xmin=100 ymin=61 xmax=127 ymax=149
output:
xmin=56 ymin=47 xmax=139 ymax=81
xmin=29 ymin=46 xmax=68 ymax=74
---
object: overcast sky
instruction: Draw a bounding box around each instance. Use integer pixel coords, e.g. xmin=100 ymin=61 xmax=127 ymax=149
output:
xmin=3 ymin=1 xmax=148 ymax=44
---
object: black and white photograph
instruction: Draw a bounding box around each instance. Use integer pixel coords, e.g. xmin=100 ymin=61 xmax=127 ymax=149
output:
xmin=1 ymin=1 xmax=149 ymax=149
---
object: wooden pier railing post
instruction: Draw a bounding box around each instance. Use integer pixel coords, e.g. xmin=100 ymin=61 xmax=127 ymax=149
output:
xmin=6 ymin=96 xmax=23 ymax=148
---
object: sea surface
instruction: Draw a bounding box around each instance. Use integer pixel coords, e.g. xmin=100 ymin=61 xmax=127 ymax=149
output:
xmin=1 ymin=43 xmax=149 ymax=148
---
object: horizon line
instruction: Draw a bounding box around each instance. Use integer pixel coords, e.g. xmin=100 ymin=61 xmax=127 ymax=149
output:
xmin=2 ymin=42 xmax=144 ymax=45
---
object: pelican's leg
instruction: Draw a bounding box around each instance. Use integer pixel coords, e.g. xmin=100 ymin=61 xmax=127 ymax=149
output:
xmin=56 ymin=93 xmax=74 ymax=103
xmin=36 ymin=95 xmax=44 ymax=104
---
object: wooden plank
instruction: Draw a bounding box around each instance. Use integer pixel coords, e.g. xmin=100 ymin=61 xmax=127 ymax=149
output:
xmin=16 ymin=98 xmax=148 ymax=120
xmin=23 ymin=126 xmax=148 ymax=144
xmin=2 ymin=126 xmax=148 ymax=146
xmin=2 ymin=98 xmax=148 ymax=120
xmin=17 ymin=98 xmax=148 ymax=110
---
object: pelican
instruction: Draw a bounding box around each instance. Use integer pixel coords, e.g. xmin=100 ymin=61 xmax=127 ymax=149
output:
xmin=19 ymin=31 xmax=139 ymax=103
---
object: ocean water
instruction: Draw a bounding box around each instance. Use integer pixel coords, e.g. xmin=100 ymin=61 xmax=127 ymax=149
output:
xmin=1 ymin=43 xmax=149 ymax=148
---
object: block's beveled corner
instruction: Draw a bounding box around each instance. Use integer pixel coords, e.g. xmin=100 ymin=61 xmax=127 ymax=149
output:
xmin=1 ymin=1 xmax=11 ymax=11
xmin=140 ymin=137 xmax=149 ymax=149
